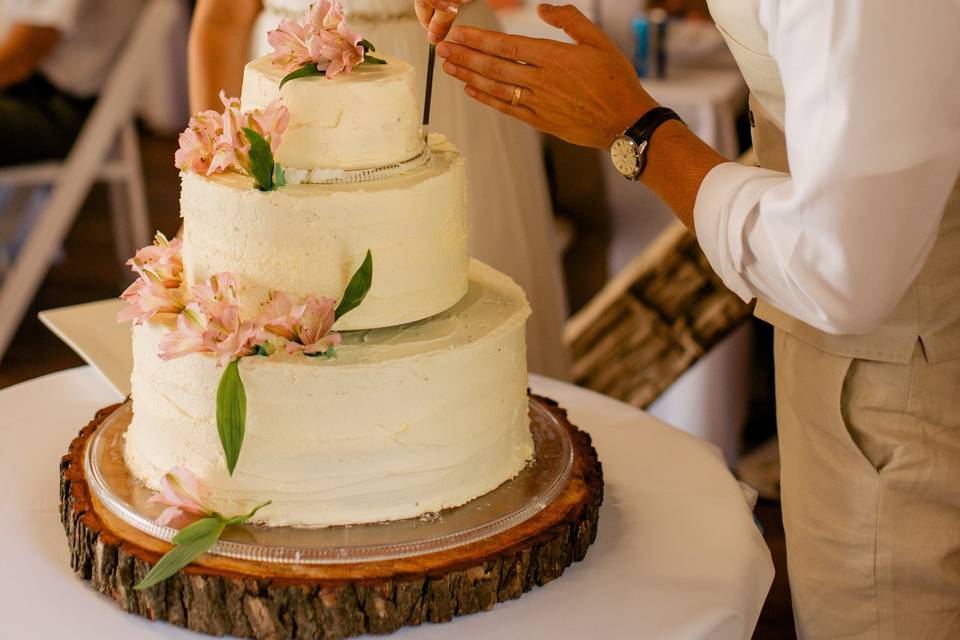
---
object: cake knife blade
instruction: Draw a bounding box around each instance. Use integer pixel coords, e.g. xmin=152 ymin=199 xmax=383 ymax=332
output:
xmin=423 ymin=43 xmax=437 ymax=137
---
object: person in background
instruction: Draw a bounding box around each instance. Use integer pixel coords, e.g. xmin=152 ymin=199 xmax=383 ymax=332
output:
xmin=187 ymin=0 xmax=571 ymax=379
xmin=0 ymin=0 xmax=143 ymax=167
xmin=422 ymin=1 xmax=960 ymax=638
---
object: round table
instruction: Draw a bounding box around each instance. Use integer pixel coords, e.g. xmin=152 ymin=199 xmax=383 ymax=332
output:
xmin=0 ymin=367 xmax=773 ymax=640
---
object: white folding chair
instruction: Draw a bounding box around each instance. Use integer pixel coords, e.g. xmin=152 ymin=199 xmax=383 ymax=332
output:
xmin=0 ymin=0 xmax=181 ymax=363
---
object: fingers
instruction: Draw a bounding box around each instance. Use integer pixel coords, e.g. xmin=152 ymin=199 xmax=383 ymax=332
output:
xmin=447 ymin=26 xmax=563 ymax=66
xmin=536 ymin=3 xmax=604 ymax=45
xmin=414 ymin=1 xmax=433 ymax=30
xmin=437 ymin=41 xmax=540 ymax=89
xmin=415 ymin=0 xmax=462 ymax=44
xmin=429 ymin=9 xmax=458 ymax=44
xmin=443 ymin=60 xmax=538 ymax=108
xmin=463 ymin=84 xmax=539 ymax=129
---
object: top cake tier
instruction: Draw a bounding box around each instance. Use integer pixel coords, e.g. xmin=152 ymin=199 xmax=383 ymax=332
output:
xmin=241 ymin=55 xmax=424 ymax=171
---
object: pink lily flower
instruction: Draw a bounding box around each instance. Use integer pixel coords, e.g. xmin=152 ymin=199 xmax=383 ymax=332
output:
xmin=256 ymin=291 xmax=307 ymax=342
xmin=147 ymin=467 xmax=213 ymax=528
xmin=158 ymin=303 xmax=212 ymax=361
xmin=203 ymin=304 xmax=261 ymax=367
xmin=269 ymin=0 xmax=366 ymax=79
xmin=118 ymin=233 xmax=186 ymax=325
xmin=127 ymin=232 xmax=183 ymax=287
xmin=267 ymin=17 xmax=316 ymax=73
xmin=287 ymin=295 xmax=341 ymax=355
xmin=246 ymin=98 xmax=290 ymax=154
xmin=174 ymin=110 xmax=222 ymax=174
xmin=316 ymin=29 xmax=364 ymax=78
xmin=192 ymin=272 xmax=241 ymax=319
xmin=117 ymin=274 xmax=187 ymax=325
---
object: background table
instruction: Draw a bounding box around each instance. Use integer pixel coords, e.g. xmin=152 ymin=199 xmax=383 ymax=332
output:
xmin=0 ymin=367 xmax=772 ymax=639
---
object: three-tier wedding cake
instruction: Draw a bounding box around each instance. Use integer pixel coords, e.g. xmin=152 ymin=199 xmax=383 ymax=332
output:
xmin=119 ymin=4 xmax=534 ymax=530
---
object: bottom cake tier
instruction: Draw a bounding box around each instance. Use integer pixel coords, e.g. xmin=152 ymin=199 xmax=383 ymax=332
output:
xmin=124 ymin=260 xmax=533 ymax=527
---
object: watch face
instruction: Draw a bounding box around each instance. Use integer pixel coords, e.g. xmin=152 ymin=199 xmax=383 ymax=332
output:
xmin=611 ymin=136 xmax=640 ymax=179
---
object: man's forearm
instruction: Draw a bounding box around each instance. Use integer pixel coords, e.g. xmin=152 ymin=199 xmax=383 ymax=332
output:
xmin=639 ymin=119 xmax=727 ymax=234
xmin=0 ymin=25 xmax=61 ymax=88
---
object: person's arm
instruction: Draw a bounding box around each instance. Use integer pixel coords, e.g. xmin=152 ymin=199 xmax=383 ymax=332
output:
xmin=693 ymin=0 xmax=960 ymax=334
xmin=0 ymin=24 xmax=61 ymax=88
xmin=439 ymin=1 xmax=960 ymax=335
xmin=188 ymin=0 xmax=262 ymax=113
xmin=436 ymin=4 xmax=726 ymax=230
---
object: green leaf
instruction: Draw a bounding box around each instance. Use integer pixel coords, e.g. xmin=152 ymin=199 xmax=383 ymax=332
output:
xmin=242 ymin=127 xmax=275 ymax=192
xmin=359 ymin=39 xmax=376 ymax=53
xmin=217 ymin=359 xmax=247 ymax=476
xmin=134 ymin=518 xmax=225 ymax=590
xmin=279 ymin=64 xmax=325 ymax=89
xmin=223 ymin=500 xmax=272 ymax=527
xmin=272 ymin=162 xmax=286 ymax=189
xmin=363 ymin=54 xmax=387 ymax=65
xmin=335 ymin=250 xmax=373 ymax=320
xmin=172 ymin=515 xmax=226 ymax=544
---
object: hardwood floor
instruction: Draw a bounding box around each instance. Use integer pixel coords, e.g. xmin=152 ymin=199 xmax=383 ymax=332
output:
xmin=0 ymin=128 xmax=796 ymax=639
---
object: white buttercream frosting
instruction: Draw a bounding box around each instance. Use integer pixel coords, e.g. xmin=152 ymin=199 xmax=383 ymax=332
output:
xmin=125 ymin=261 xmax=533 ymax=528
xmin=242 ymin=55 xmax=424 ymax=171
xmin=180 ymin=137 xmax=468 ymax=331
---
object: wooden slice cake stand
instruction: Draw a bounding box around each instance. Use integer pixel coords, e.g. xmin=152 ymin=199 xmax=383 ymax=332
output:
xmin=60 ymin=395 xmax=604 ymax=639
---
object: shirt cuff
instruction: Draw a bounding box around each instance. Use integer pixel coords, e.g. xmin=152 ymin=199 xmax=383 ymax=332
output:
xmin=693 ymin=161 xmax=789 ymax=304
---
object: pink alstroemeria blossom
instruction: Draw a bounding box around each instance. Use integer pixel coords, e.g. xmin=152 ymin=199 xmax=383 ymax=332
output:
xmin=246 ymin=98 xmax=290 ymax=154
xmin=269 ymin=1 xmax=366 ymax=78
xmin=174 ymin=110 xmax=222 ymax=174
xmin=192 ymin=272 xmax=240 ymax=317
xmin=118 ymin=233 xmax=187 ymax=325
xmin=286 ymin=295 xmax=341 ymax=355
xmin=147 ymin=467 xmax=213 ymax=528
xmin=203 ymin=304 xmax=261 ymax=367
xmin=117 ymin=274 xmax=187 ymax=325
xmin=158 ymin=303 xmax=211 ymax=361
xmin=176 ymin=92 xmax=288 ymax=178
xmin=267 ymin=17 xmax=316 ymax=74
xmin=159 ymin=274 xmax=263 ymax=367
xmin=128 ymin=232 xmax=183 ymax=286
xmin=255 ymin=291 xmax=307 ymax=342
xmin=208 ymin=92 xmax=248 ymax=175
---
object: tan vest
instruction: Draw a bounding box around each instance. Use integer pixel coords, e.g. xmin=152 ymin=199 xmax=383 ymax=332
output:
xmin=707 ymin=0 xmax=960 ymax=364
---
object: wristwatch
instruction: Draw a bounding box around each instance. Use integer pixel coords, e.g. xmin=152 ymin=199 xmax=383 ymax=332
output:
xmin=611 ymin=107 xmax=684 ymax=181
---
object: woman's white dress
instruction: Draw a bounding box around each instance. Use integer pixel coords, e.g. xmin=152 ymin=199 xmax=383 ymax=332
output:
xmin=253 ymin=0 xmax=570 ymax=379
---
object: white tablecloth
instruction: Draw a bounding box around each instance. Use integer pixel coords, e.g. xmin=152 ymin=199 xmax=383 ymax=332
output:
xmin=0 ymin=367 xmax=772 ymax=639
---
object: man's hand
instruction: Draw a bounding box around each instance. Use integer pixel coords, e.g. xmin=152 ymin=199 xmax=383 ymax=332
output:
xmin=436 ymin=3 xmax=656 ymax=149
xmin=415 ymin=0 xmax=463 ymax=45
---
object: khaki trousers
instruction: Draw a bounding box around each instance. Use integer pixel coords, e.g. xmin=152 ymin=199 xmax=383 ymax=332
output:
xmin=774 ymin=330 xmax=960 ymax=639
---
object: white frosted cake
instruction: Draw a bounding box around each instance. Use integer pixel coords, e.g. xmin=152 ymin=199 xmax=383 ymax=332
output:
xmin=122 ymin=45 xmax=535 ymax=528
xmin=126 ymin=262 xmax=530 ymax=527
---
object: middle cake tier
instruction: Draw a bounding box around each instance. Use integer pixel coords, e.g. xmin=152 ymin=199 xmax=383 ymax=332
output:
xmin=181 ymin=136 xmax=468 ymax=330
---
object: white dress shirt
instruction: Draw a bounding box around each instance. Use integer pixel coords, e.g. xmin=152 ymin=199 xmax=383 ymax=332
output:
xmin=0 ymin=0 xmax=142 ymax=96
xmin=694 ymin=0 xmax=960 ymax=335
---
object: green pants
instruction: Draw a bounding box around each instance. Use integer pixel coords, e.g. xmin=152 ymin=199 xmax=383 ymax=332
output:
xmin=0 ymin=74 xmax=94 ymax=167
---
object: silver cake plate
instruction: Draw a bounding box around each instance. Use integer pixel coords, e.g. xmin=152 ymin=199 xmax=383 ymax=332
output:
xmin=85 ymin=397 xmax=574 ymax=565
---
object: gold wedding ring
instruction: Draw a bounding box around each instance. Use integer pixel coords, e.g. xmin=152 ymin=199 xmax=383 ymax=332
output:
xmin=511 ymin=86 xmax=523 ymax=107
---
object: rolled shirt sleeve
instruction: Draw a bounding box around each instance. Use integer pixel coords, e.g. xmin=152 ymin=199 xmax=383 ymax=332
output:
xmin=693 ymin=0 xmax=960 ymax=335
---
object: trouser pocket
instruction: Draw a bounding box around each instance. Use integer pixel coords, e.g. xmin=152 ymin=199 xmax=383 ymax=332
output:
xmin=838 ymin=356 xmax=911 ymax=475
